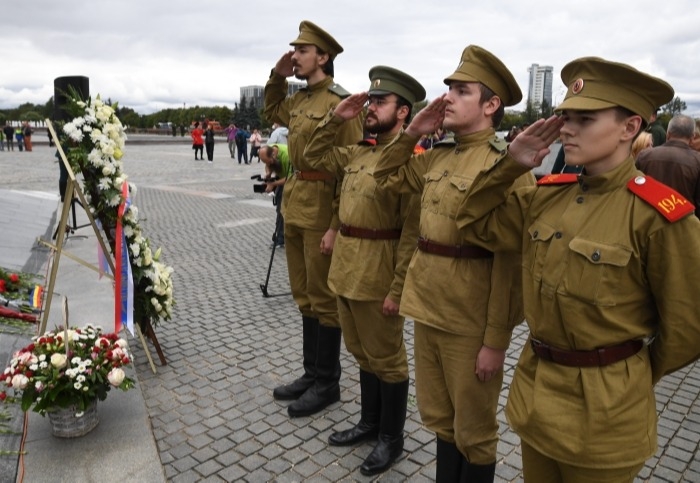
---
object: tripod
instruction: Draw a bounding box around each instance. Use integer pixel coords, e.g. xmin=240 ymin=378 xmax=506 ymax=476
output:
xmin=52 ymin=196 xmax=90 ymax=240
xmin=260 ymin=209 xmax=290 ymax=298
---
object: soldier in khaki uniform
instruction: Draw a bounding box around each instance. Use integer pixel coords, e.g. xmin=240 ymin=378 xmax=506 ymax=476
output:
xmin=303 ymin=66 xmax=424 ymax=476
xmin=454 ymin=58 xmax=700 ymax=482
xmin=263 ymin=21 xmax=363 ymax=418
xmin=372 ymin=46 xmax=534 ymax=482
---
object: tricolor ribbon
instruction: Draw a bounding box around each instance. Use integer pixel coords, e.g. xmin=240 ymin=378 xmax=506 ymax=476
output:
xmin=114 ymin=181 xmax=134 ymax=335
xmin=29 ymin=285 xmax=43 ymax=309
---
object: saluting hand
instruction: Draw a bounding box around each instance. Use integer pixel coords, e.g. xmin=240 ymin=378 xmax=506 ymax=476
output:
xmin=334 ymin=92 xmax=369 ymax=121
xmin=274 ymin=51 xmax=295 ymax=78
xmin=405 ymin=94 xmax=447 ymax=138
xmin=509 ymin=115 xmax=564 ymax=168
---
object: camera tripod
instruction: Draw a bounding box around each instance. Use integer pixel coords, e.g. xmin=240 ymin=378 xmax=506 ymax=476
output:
xmin=52 ymin=196 xmax=90 ymax=240
xmin=260 ymin=208 xmax=291 ymax=298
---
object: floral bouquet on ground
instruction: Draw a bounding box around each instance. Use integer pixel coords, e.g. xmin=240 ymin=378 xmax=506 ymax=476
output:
xmin=58 ymin=89 xmax=174 ymax=327
xmin=0 ymin=267 xmax=42 ymax=312
xmin=1 ymin=324 xmax=135 ymax=415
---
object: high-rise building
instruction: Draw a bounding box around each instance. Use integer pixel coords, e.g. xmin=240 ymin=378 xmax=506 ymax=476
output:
xmin=240 ymin=81 xmax=307 ymax=110
xmin=527 ymin=64 xmax=553 ymax=109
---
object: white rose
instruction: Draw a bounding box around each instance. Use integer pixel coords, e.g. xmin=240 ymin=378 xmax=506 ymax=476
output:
xmin=107 ymin=368 xmax=125 ymax=387
xmin=51 ymin=353 xmax=67 ymax=369
xmin=12 ymin=374 xmax=29 ymax=390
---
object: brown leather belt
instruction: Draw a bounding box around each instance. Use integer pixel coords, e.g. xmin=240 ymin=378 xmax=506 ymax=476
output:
xmin=417 ymin=237 xmax=493 ymax=259
xmin=530 ymin=338 xmax=644 ymax=367
xmin=294 ymin=170 xmax=334 ymax=181
xmin=339 ymin=223 xmax=402 ymax=240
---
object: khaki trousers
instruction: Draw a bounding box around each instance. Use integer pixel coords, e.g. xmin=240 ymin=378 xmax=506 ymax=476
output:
xmin=414 ymin=323 xmax=502 ymax=465
xmin=337 ymin=296 xmax=408 ymax=383
xmin=521 ymin=440 xmax=644 ymax=483
xmin=284 ymin=223 xmax=339 ymax=328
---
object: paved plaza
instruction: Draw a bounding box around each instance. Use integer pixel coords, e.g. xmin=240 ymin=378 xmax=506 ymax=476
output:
xmin=1 ymin=137 xmax=699 ymax=482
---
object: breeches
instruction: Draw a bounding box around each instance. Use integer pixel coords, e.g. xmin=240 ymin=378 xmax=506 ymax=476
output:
xmin=337 ymin=296 xmax=408 ymax=382
xmin=284 ymin=223 xmax=339 ymax=328
xmin=414 ymin=323 xmax=502 ymax=465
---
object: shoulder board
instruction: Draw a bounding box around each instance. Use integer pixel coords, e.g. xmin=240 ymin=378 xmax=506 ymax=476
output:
xmin=489 ymin=136 xmax=508 ymax=153
xmin=627 ymin=175 xmax=695 ymax=222
xmin=433 ymin=139 xmax=456 ymax=148
xmin=328 ymin=83 xmax=351 ymax=98
xmin=358 ymin=138 xmax=376 ymax=146
xmin=537 ymin=174 xmax=579 ymax=185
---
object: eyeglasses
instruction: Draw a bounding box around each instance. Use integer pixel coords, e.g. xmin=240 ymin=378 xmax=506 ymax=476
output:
xmin=365 ymin=97 xmax=398 ymax=108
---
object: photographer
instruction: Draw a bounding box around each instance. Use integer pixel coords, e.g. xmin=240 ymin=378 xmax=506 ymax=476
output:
xmin=259 ymin=144 xmax=290 ymax=247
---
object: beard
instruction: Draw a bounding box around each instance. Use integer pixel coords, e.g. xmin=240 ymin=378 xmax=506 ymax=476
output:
xmin=365 ymin=112 xmax=399 ymax=135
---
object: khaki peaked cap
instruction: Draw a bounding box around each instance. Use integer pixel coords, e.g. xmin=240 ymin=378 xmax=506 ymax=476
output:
xmin=290 ymin=20 xmax=343 ymax=59
xmin=368 ymin=66 xmax=426 ymax=105
xmin=443 ymin=45 xmax=522 ymax=106
xmin=556 ymin=57 xmax=674 ymax=123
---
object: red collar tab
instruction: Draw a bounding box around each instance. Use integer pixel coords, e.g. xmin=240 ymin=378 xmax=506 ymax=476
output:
xmin=358 ymin=138 xmax=377 ymax=146
xmin=537 ymin=173 xmax=579 ymax=185
xmin=627 ymin=175 xmax=695 ymax=222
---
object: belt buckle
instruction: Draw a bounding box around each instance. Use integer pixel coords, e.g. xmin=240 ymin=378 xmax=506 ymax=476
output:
xmin=530 ymin=338 xmax=552 ymax=361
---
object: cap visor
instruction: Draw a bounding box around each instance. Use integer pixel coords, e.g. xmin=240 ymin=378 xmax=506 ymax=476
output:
xmin=555 ymin=97 xmax=617 ymax=113
xmin=443 ymin=73 xmax=478 ymax=85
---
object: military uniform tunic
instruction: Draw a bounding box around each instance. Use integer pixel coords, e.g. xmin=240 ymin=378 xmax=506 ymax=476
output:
xmin=264 ymin=73 xmax=362 ymax=325
xmin=373 ymin=128 xmax=533 ymax=463
xmin=304 ymin=112 xmax=420 ymax=382
xmin=456 ymin=156 xmax=700 ymax=468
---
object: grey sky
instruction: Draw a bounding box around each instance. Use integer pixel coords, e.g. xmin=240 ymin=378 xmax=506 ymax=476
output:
xmin=2 ymin=0 xmax=699 ymax=116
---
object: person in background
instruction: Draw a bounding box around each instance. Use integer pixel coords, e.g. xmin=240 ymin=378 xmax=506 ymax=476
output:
xmin=190 ymin=121 xmax=204 ymax=160
xmin=636 ymin=114 xmax=700 ymax=218
xmin=250 ymin=128 xmax=263 ymax=162
xmin=259 ymin=143 xmax=291 ymax=248
xmin=3 ymin=124 xmax=14 ymax=151
xmin=0 ymin=128 xmax=4 ymax=151
xmin=647 ymin=109 xmax=666 ymax=146
xmin=225 ymin=124 xmax=238 ymax=158
xmin=690 ymin=118 xmax=700 ymax=152
xmin=455 ymin=56 xmax=700 ymax=483
xmin=204 ymin=123 xmax=215 ymax=163
xmin=235 ymin=127 xmax=250 ymax=164
xmin=268 ymin=122 xmax=289 ymax=145
xmin=630 ymin=131 xmax=652 ymax=160
xmin=22 ymin=122 xmax=33 ymax=151
xmin=14 ymin=127 xmax=24 ymax=152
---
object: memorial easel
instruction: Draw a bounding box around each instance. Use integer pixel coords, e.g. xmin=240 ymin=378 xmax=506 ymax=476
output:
xmin=38 ymin=119 xmax=166 ymax=373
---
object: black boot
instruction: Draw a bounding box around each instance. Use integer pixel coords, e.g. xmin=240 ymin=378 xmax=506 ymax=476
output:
xmin=436 ymin=438 xmax=463 ymax=482
xmin=329 ymin=370 xmax=380 ymax=446
xmin=359 ymin=379 xmax=409 ymax=476
xmin=459 ymin=457 xmax=495 ymax=483
xmin=288 ymin=324 xmax=341 ymax=417
xmin=273 ymin=316 xmax=318 ymax=400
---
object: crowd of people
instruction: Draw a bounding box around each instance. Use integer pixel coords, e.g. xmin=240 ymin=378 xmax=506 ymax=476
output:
xmin=259 ymin=19 xmax=700 ymax=483
xmin=0 ymin=122 xmax=34 ymax=152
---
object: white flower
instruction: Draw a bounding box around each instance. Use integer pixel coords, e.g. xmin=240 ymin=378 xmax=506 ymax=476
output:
xmin=35 ymin=381 xmax=44 ymax=391
xmin=51 ymin=353 xmax=67 ymax=369
xmin=130 ymin=243 xmax=141 ymax=257
xmin=38 ymin=354 xmax=46 ymax=362
xmin=74 ymin=382 xmax=82 ymax=390
xmin=11 ymin=374 xmax=29 ymax=390
xmin=107 ymin=368 xmax=125 ymax=386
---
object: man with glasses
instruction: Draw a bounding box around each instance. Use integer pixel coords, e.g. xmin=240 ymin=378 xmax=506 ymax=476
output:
xmin=263 ymin=20 xmax=363 ymax=418
xmin=303 ymin=66 xmax=424 ymax=476
xmin=373 ymin=46 xmax=534 ymax=482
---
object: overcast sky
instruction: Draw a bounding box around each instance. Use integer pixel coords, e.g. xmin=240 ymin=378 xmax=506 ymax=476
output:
xmin=3 ymin=0 xmax=699 ymax=117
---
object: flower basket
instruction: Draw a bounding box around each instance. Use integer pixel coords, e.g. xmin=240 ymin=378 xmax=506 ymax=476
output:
xmin=47 ymin=398 xmax=99 ymax=438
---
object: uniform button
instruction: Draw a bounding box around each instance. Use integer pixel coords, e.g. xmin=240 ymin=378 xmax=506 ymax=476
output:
xmin=360 ymin=165 xmax=365 ymax=170
xmin=635 ymin=176 xmax=646 ymax=185
xmin=533 ymin=230 xmax=539 ymax=238
xmin=591 ymin=250 xmax=601 ymax=262
xmin=443 ymin=170 xmax=449 ymax=177
xmin=555 ymin=232 xmax=562 ymax=239
xmin=576 ymin=196 xmax=584 ymax=204
xmin=581 ymin=184 xmax=589 ymax=192
xmin=460 ymin=183 xmax=466 ymax=189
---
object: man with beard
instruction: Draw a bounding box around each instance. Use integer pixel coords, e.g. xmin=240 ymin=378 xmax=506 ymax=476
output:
xmin=263 ymin=21 xmax=363 ymax=418
xmin=372 ymin=46 xmax=534 ymax=482
xmin=303 ymin=66 xmax=424 ymax=476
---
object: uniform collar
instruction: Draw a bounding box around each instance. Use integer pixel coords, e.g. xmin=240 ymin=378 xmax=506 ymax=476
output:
xmin=453 ymin=127 xmax=496 ymax=148
xmin=577 ymin=158 xmax=637 ymax=194
xmin=307 ymin=76 xmax=334 ymax=93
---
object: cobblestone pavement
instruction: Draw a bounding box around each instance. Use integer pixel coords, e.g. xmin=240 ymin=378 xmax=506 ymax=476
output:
xmin=2 ymin=140 xmax=699 ymax=482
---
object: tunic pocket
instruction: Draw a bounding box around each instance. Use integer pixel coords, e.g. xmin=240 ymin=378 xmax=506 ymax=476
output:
xmin=561 ymin=238 xmax=632 ymax=306
xmin=526 ymin=221 xmax=556 ymax=283
xmin=342 ymin=165 xmax=377 ymax=199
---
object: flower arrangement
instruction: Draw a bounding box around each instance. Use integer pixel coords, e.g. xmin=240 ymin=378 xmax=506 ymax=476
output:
xmin=1 ymin=324 xmax=135 ymax=415
xmin=0 ymin=267 xmax=41 ymax=316
xmin=59 ymin=91 xmax=174 ymax=326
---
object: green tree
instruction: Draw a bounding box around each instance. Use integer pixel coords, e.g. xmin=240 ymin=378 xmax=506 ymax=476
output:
xmin=661 ymin=96 xmax=686 ymax=116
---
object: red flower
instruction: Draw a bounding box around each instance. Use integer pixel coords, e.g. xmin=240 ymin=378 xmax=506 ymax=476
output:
xmin=0 ymin=392 xmax=7 ymax=402
xmin=9 ymin=273 xmax=19 ymax=283
xmin=0 ymin=280 xmax=5 ymax=293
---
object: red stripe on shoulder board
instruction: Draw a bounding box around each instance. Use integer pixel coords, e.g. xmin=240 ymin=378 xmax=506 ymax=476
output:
xmin=537 ymin=173 xmax=579 ymax=185
xmin=627 ymin=175 xmax=695 ymax=222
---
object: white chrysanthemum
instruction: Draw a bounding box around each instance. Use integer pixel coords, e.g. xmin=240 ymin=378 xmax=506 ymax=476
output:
xmin=130 ymin=243 xmax=140 ymax=257
xmin=109 ymin=194 xmax=121 ymax=207
xmin=98 ymin=177 xmax=111 ymax=191
xmin=124 ymin=225 xmax=134 ymax=238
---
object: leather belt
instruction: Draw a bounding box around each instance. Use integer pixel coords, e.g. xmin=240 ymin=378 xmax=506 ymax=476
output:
xmin=417 ymin=237 xmax=493 ymax=259
xmin=339 ymin=223 xmax=402 ymax=240
xmin=294 ymin=170 xmax=334 ymax=181
xmin=530 ymin=338 xmax=644 ymax=367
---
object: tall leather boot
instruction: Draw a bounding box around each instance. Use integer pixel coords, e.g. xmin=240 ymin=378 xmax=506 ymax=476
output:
xmin=436 ymin=438 xmax=463 ymax=482
xmin=359 ymin=379 xmax=409 ymax=476
xmin=328 ymin=370 xmax=380 ymax=446
xmin=287 ymin=324 xmax=341 ymax=417
xmin=273 ymin=316 xmax=318 ymax=400
xmin=460 ymin=457 xmax=496 ymax=483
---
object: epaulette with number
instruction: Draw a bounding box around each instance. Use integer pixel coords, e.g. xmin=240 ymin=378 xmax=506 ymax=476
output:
xmin=627 ymin=175 xmax=695 ymax=222
xmin=537 ymin=173 xmax=579 ymax=185
xmin=328 ymin=83 xmax=351 ymax=98
xmin=358 ymin=138 xmax=376 ymax=146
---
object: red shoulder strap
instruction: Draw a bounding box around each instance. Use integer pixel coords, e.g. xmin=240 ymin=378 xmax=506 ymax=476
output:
xmin=358 ymin=138 xmax=377 ymax=146
xmin=627 ymin=175 xmax=695 ymax=222
xmin=537 ymin=173 xmax=579 ymax=185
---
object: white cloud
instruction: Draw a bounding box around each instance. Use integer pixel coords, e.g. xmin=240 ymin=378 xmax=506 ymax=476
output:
xmin=2 ymin=0 xmax=699 ymax=116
